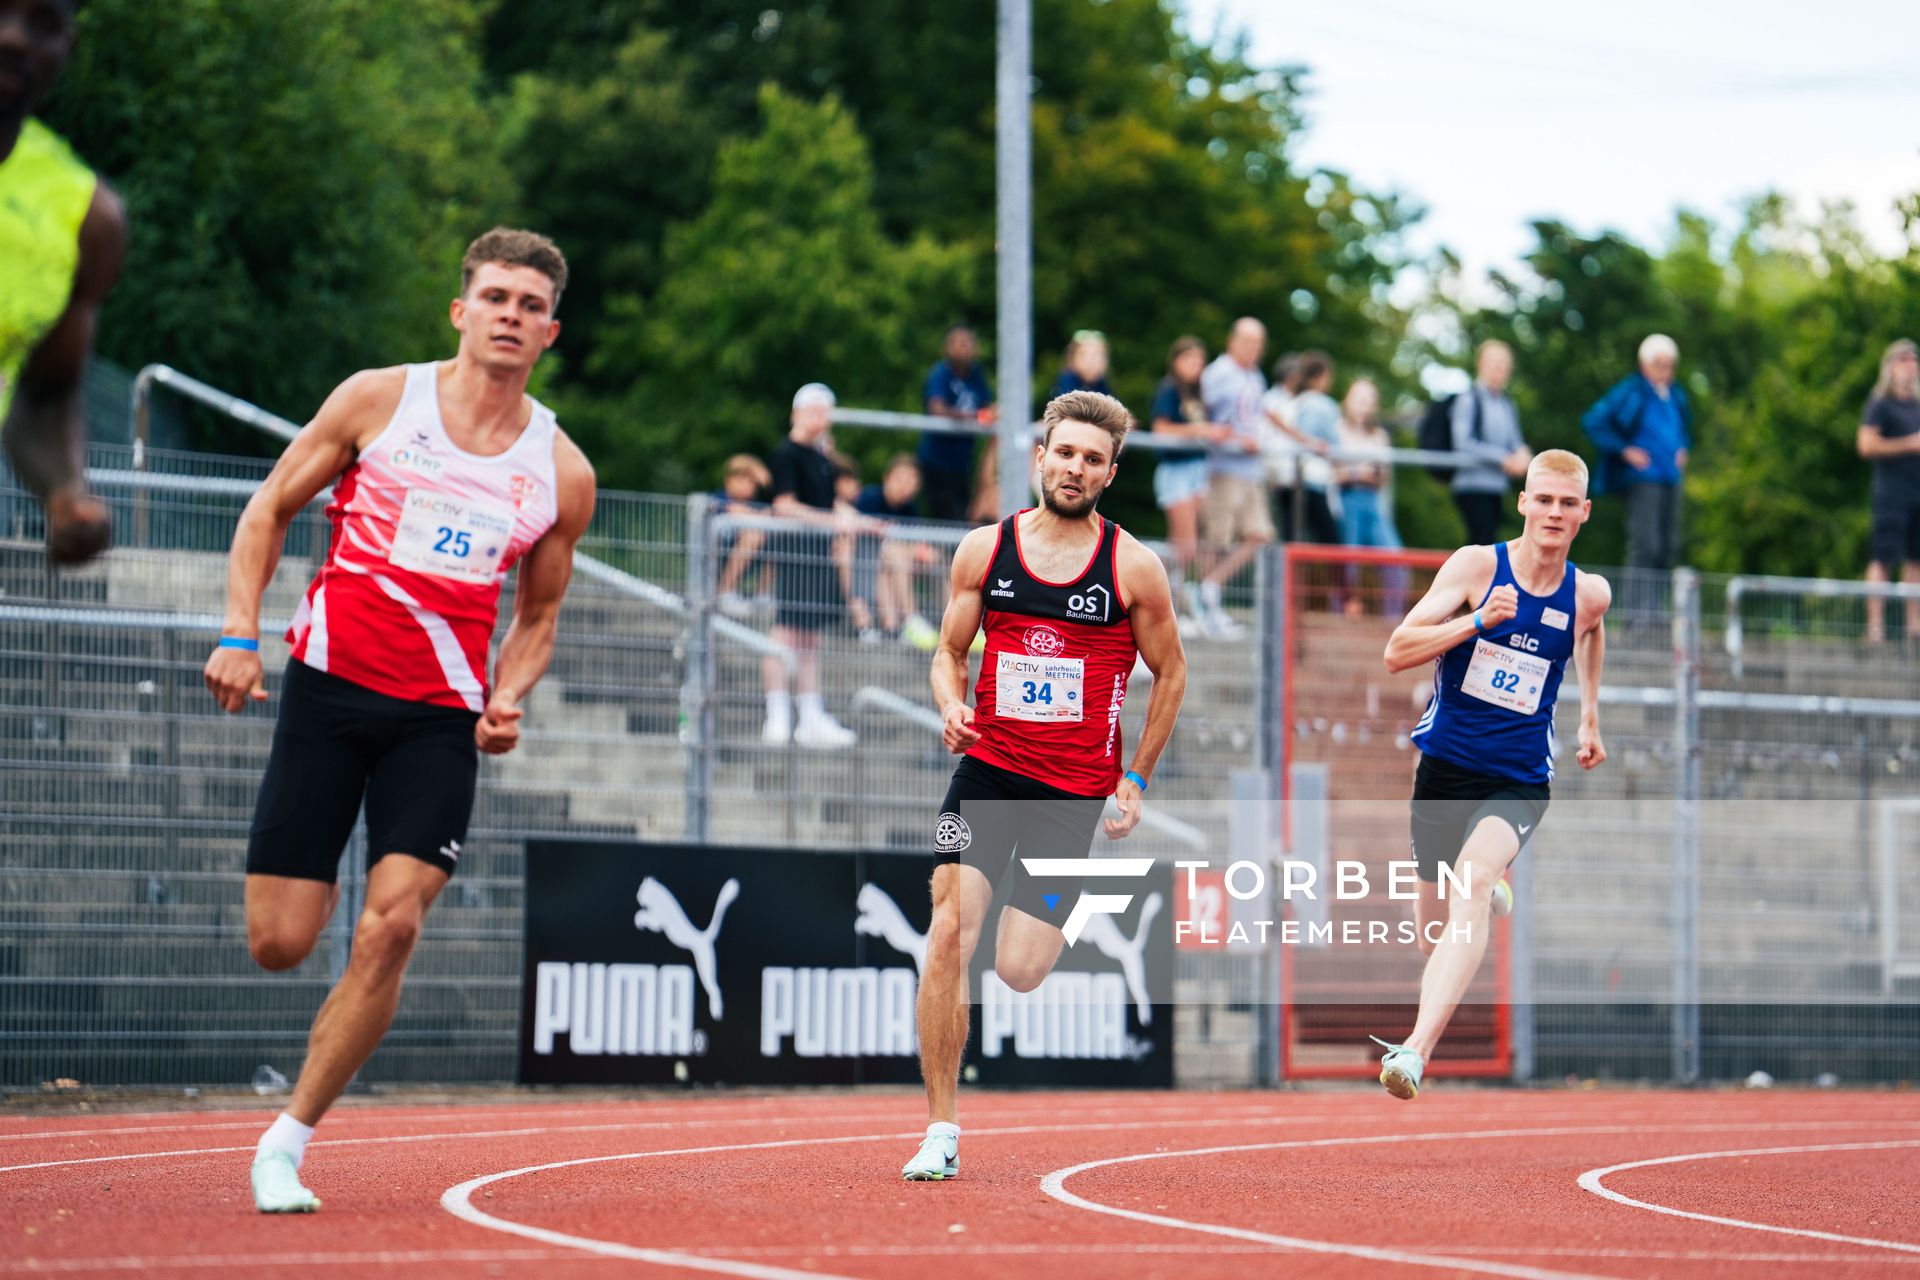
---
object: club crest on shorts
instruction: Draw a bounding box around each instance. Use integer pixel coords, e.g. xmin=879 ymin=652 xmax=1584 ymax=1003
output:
xmin=935 ymin=811 xmax=972 ymax=852
xmin=1023 ymin=624 xmax=1067 ymax=658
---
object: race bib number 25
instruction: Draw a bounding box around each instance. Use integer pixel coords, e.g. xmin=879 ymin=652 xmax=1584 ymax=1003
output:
xmin=389 ymin=489 xmax=514 ymax=584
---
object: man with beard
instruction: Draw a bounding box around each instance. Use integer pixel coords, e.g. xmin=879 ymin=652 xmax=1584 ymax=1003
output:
xmin=1 ymin=0 xmax=125 ymax=564
xmin=901 ymin=390 xmax=1187 ymax=1180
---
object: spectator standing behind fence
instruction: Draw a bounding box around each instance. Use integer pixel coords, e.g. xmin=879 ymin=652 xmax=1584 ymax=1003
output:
xmin=1267 ymin=350 xmax=1342 ymax=544
xmin=1858 ymin=338 xmax=1920 ymax=643
xmin=1197 ymin=317 xmax=1275 ymax=637
xmin=1582 ymin=335 xmax=1691 ymax=600
xmin=1152 ymin=336 xmax=1235 ymax=625
xmin=1052 ymin=329 xmax=1113 ymax=398
xmin=920 ymin=325 xmax=995 ymax=522
xmin=1337 ymin=377 xmax=1408 ymax=615
xmin=1451 ymin=340 xmax=1532 ymax=545
xmin=855 ymin=454 xmax=941 ymax=649
xmin=762 ymin=383 xmax=876 ymax=748
xmin=714 ymin=453 xmax=772 ymax=621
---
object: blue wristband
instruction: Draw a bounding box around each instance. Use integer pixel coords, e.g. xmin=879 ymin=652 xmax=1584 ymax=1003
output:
xmin=218 ymin=636 xmax=260 ymax=652
xmin=1472 ymin=610 xmax=1484 ymax=633
xmin=1124 ymin=770 xmax=1148 ymax=793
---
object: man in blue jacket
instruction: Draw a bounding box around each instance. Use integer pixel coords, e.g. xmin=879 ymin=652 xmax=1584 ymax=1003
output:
xmin=1581 ymin=334 xmax=1691 ymax=603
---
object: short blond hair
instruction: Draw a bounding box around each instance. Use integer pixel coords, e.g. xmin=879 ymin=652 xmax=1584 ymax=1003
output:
xmin=1526 ymin=449 xmax=1589 ymax=492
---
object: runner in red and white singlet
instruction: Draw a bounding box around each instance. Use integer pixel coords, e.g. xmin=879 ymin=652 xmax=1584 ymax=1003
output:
xmin=902 ymin=390 xmax=1188 ymax=1182
xmin=202 ymin=229 xmax=595 ymax=1215
xmin=287 ymin=360 xmax=560 ymax=710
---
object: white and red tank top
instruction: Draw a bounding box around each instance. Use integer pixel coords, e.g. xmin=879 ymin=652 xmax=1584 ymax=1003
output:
xmin=287 ymin=362 xmax=561 ymax=711
xmin=967 ymin=511 xmax=1138 ymax=797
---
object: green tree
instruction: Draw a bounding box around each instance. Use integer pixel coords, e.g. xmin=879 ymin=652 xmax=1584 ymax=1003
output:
xmin=46 ymin=0 xmax=505 ymax=442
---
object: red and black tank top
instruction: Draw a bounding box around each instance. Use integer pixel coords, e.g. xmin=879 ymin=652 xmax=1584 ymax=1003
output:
xmin=967 ymin=511 xmax=1138 ymax=797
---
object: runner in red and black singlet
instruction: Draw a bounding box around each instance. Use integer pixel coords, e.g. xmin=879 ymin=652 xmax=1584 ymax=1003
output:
xmin=901 ymin=390 xmax=1188 ymax=1182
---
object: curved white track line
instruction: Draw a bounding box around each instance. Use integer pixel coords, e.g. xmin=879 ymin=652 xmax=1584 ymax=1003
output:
xmin=446 ymin=1119 xmax=1918 ymax=1280
xmin=1578 ymin=1139 xmax=1920 ymax=1254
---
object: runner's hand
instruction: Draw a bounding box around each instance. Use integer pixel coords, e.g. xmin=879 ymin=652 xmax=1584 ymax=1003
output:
xmin=1103 ymin=775 xmax=1144 ymax=840
xmin=1480 ymin=584 xmax=1520 ymax=630
xmin=1577 ymin=717 xmax=1606 ymax=770
xmin=476 ymin=693 xmax=524 ymax=755
xmin=204 ymin=642 xmax=267 ymax=713
xmin=941 ymin=702 xmax=979 ymax=754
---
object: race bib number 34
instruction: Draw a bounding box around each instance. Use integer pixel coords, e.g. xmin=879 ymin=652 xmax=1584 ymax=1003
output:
xmin=1460 ymin=638 xmax=1550 ymax=716
xmin=994 ymin=652 xmax=1085 ymax=722
xmin=390 ymin=488 xmax=515 ymax=584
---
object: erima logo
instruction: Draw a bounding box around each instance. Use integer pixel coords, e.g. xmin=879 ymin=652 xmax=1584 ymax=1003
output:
xmin=990 ymin=576 xmax=1016 ymax=599
xmin=1017 ymin=857 xmax=1155 ymax=945
xmin=1508 ymin=633 xmax=1540 ymax=653
xmin=633 ymin=877 xmax=739 ymax=1019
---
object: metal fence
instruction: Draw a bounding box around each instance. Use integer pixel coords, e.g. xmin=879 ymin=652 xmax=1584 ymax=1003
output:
xmin=4 ymin=435 xmax=1916 ymax=1091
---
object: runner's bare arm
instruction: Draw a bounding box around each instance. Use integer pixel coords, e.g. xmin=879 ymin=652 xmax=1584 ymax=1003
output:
xmin=1106 ymin=535 xmax=1186 ymax=838
xmin=932 ymin=526 xmax=995 ymax=753
xmin=1383 ymin=545 xmax=1503 ymax=674
xmin=480 ymin=433 xmax=597 ymax=756
xmin=204 ymin=368 xmax=403 ymax=712
xmin=1573 ymin=571 xmax=1612 ymax=770
xmin=2 ymin=184 xmax=126 ymax=561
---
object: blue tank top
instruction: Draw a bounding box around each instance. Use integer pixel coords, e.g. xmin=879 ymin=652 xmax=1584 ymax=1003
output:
xmin=1411 ymin=541 xmax=1577 ymax=785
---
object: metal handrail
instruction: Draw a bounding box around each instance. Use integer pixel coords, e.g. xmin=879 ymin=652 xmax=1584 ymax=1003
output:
xmin=130 ymin=364 xmax=301 ymax=468
xmin=1723 ymin=573 xmax=1920 ymax=678
xmin=830 ymin=403 xmax=1480 ymax=467
xmin=849 ymin=685 xmax=1209 ymax=852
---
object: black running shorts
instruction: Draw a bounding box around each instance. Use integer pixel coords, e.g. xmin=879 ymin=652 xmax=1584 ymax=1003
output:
xmin=245 ymin=659 xmax=480 ymax=883
xmin=934 ymin=755 xmax=1108 ymax=922
xmin=1408 ymin=753 xmax=1550 ymax=883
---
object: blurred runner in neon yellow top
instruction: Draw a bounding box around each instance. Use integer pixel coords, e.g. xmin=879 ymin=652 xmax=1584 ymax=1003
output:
xmin=0 ymin=0 xmax=125 ymax=564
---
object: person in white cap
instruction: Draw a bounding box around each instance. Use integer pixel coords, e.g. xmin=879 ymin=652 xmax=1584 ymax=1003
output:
xmin=760 ymin=382 xmax=875 ymax=746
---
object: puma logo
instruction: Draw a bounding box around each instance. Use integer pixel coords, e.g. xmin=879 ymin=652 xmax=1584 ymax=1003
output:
xmin=633 ymin=877 xmax=739 ymax=1020
xmin=853 ymin=882 xmax=927 ymax=975
xmin=1074 ymin=891 xmax=1163 ymax=1025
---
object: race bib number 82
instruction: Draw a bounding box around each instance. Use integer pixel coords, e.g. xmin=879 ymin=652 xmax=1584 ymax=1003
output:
xmin=1460 ymin=639 xmax=1550 ymax=716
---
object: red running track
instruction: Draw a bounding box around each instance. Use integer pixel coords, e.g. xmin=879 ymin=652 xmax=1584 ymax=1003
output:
xmin=3 ymin=1089 xmax=1918 ymax=1279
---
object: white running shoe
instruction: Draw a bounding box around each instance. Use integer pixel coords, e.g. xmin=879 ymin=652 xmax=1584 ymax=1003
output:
xmin=901 ymin=1131 xmax=959 ymax=1181
xmin=251 ymin=1151 xmax=321 ymax=1213
xmin=794 ymin=715 xmax=856 ymax=749
xmin=761 ymin=713 xmax=792 ymax=746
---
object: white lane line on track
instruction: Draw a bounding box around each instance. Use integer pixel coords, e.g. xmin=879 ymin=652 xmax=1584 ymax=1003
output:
xmin=0 ymin=1098 xmax=1335 ymax=1145
xmin=2 ymin=1105 xmax=1747 ymax=1177
xmin=443 ymin=1120 xmax=1920 ymax=1280
xmin=0 ymin=1108 xmax=1372 ymax=1176
xmin=13 ymin=1244 xmax=1919 ymax=1273
xmin=1577 ymin=1140 xmax=1920 ymax=1253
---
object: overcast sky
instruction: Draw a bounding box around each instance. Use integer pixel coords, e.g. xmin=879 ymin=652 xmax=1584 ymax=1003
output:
xmin=1184 ymin=0 xmax=1920 ymax=283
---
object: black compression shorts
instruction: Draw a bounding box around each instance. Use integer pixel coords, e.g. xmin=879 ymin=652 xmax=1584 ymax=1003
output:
xmin=934 ymin=754 xmax=1108 ymax=923
xmin=1408 ymin=753 xmax=1549 ymax=883
xmin=245 ymin=659 xmax=479 ymax=883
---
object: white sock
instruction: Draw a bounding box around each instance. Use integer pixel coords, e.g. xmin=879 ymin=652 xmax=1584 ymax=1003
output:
xmin=765 ymin=690 xmax=792 ymax=721
xmin=927 ymin=1121 xmax=960 ymax=1142
xmin=1200 ymin=579 xmax=1223 ymax=609
xmin=796 ymin=691 xmax=827 ymax=722
xmin=257 ymin=1112 xmax=315 ymax=1169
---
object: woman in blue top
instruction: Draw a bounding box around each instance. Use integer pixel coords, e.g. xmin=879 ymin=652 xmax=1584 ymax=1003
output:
xmin=1373 ymin=449 xmax=1613 ymax=1102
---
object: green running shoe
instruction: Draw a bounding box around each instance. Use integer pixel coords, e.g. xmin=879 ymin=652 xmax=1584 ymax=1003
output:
xmin=252 ymin=1150 xmax=321 ymax=1213
xmin=1370 ymin=1034 xmax=1425 ymax=1101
